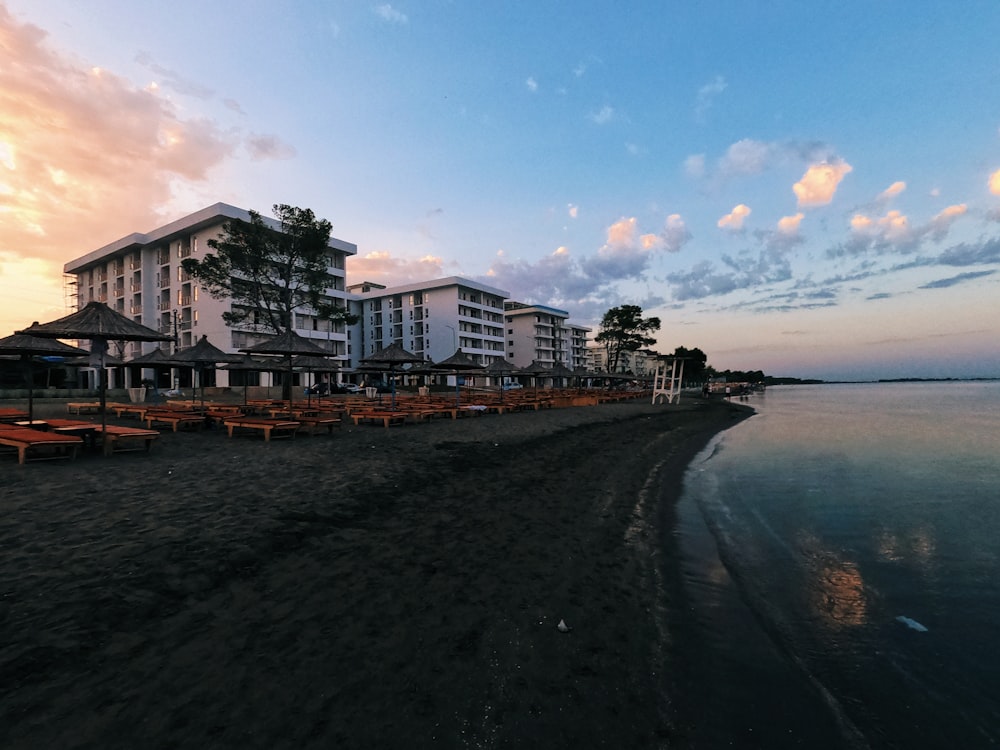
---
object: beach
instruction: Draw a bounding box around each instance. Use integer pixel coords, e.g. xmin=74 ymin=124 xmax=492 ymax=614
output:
xmin=1 ymin=396 xmax=750 ymax=749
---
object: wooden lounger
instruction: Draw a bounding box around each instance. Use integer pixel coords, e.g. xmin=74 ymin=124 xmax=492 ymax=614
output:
xmin=0 ymin=428 xmax=83 ymax=465
xmin=65 ymin=402 xmax=105 ymax=415
xmin=350 ymin=411 xmax=409 ymax=428
xmin=0 ymin=408 xmax=30 ymax=423
xmin=144 ymin=411 xmax=206 ymax=432
xmin=94 ymin=425 xmax=160 ymax=456
xmin=223 ymin=417 xmax=300 ymax=441
xmin=295 ymin=415 xmax=343 ymax=435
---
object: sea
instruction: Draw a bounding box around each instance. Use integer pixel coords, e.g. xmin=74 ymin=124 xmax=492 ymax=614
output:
xmin=668 ymin=381 xmax=1000 ymax=749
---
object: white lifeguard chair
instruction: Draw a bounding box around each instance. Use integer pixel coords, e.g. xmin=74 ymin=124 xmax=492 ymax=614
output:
xmin=652 ymin=357 xmax=685 ymax=404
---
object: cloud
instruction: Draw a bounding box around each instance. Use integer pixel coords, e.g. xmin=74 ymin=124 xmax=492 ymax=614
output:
xmin=134 ymin=51 xmax=214 ymax=99
xmin=777 ymin=212 xmax=804 ymax=235
xmin=919 ymin=270 xmax=996 ymax=289
xmin=928 ymin=204 xmax=967 ymax=240
xmin=717 ymin=139 xmax=775 ymax=178
xmin=793 ymin=160 xmax=853 ymax=206
xmin=347 ymin=250 xmax=444 ymax=284
xmin=718 ymin=204 xmax=751 ymax=231
xmin=245 ymin=133 xmax=297 ymax=160
xmin=990 ymin=168 xmax=1000 ymax=196
xmin=694 ymin=75 xmax=726 ymax=122
xmin=567 ymin=204 xmax=578 ymax=219
xmin=375 ymin=4 xmax=408 ymax=23
xmin=526 ymin=77 xmax=538 ymax=93
xmin=0 ymin=7 xmax=237 ymax=264
xmin=660 ymin=213 xmax=691 ymax=252
xmin=684 ymin=153 xmax=705 ymax=178
xmin=877 ymin=181 xmax=906 ymax=202
xmin=588 ymin=105 xmax=615 ymax=125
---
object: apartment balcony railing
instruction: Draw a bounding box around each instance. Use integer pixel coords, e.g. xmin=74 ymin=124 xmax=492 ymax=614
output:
xmin=130 ymin=282 xmax=142 ymax=292
xmin=130 ymin=304 xmax=143 ymax=315
xmin=96 ymin=293 xmax=108 ymax=302
xmin=157 ymin=299 xmax=171 ymax=311
xmin=113 ymin=287 xmax=125 ymax=297
xmin=157 ymin=252 xmax=170 ymax=265
xmin=178 ymin=295 xmax=191 ymax=307
xmin=159 ymin=277 xmax=171 ymax=288
xmin=178 ymin=320 xmax=192 ymax=330
xmin=130 ymin=258 xmax=142 ymax=270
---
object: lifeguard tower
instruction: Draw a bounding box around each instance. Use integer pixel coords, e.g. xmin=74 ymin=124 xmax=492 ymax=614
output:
xmin=652 ymin=356 xmax=685 ymax=404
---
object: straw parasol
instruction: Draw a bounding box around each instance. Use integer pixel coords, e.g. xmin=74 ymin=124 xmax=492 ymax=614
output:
xmin=360 ymin=342 xmax=424 ymax=409
xmin=430 ymin=348 xmax=484 ymax=407
xmin=291 ymin=353 xmax=339 ymax=406
xmin=0 ymin=330 xmax=88 ymax=423
xmin=547 ymin=361 xmax=577 ymax=388
xmin=17 ymin=302 xmax=172 ymax=435
xmin=163 ymin=335 xmax=244 ymax=409
xmin=240 ymin=329 xmax=335 ymax=413
xmin=479 ymin=357 xmax=524 ymax=403
xmin=219 ymin=354 xmax=278 ymax=406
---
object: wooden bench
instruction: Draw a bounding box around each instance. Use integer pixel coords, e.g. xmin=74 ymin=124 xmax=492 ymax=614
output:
xmin=0 ymin=408 xmax=30 ymax=423
xmin=94 ymin=425 xmax=160 ymax=456
xmin=223 ymin=417 xmax=300 ymax=441
xmin=0 ymin=427 xmax=83 ymax=465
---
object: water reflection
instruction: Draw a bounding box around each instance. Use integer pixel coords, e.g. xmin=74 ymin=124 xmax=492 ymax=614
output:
xmin=813 ymin=560 xmax=867 ymax=628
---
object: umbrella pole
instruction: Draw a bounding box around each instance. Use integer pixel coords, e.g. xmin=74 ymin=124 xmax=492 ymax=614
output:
xmin=21 ymin=356 xmax=35 ymax=424
xmin=99 ymin=351 xmax=108 ymax=438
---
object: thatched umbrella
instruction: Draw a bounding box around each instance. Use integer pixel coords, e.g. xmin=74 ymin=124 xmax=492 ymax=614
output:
xmin=479 ymin=357 xmax=524 ymax=403
xmin=360 ymin=342 xmax=424 ymax=410
xmin=163 ymin=335 xmax=244 ymax=409
xmin=219 ymin=354 xmax=278 ymax=406
xmin=521 ymin=359 xmax=551 ymax=397
xmin=291 ymin=354 xmax=339 ymax=406
xmin=547 ymin=361 xmax=576 ymax=388
xmin=0 ymin=330 xmax=88 ymax=423
xmin=127 ymin=346 xmax=174 ymax=397
xmin=430 ymin=348 xmax=484 ymax=407
xmin=241 ymin=329 xmax=334 ymax=413
xmin=17 ymin=302 xmax=172 ymax=435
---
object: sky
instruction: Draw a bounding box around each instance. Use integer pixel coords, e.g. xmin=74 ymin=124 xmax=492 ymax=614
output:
xmin=2 ymin=1 xmax=999 ymax=380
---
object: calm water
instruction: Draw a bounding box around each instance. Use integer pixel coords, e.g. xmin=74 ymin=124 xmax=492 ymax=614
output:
xmin=671 ymin=382 xmax=1000 ymax=749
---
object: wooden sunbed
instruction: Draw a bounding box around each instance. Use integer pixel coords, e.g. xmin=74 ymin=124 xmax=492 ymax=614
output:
xmin=295 ymin=415 xmax=343 ymax=435
xmin=94 ymin=425 xmax=160 ymax=456
xmin=66 ymin=402 xmax=105 ymax=415
xmin=0 ymin=408 xmax=30 ymax=423
xmin=143 ymin=410 xmax=206 ymax=432
xmin=223 ymin=417 xmax=300 ymax=441
xmin=0 ymin=427 xmax=83 ymax=465
xmin=350 ymin=411 xmax=410 ymax=428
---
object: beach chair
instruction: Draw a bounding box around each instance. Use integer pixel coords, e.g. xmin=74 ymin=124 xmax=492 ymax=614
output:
xmin=94 ymin=425 xmax=161 ymax=456
xmin=0 ymin=427 xmax=84 ymax=465
xmin=222 ymin=417 xmax=300 ymax=441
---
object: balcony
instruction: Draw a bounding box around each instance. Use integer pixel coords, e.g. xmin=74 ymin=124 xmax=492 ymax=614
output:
xmin=130 ymin=258 xmax=142 ymax=270
xmin=157 ymin=252 xmax=170 ymax=265
xmin=113 ymin=287 xmax=125 ymax=298
xmin=130 ymin=282 xmax=142 ymax=292
xmin=159 ymin=276 xmax=171 ymax=289
xmin=130 ymin=304 xmax=143 ymax=315
xmin=157 ymin=299 xmax=171 ymax=311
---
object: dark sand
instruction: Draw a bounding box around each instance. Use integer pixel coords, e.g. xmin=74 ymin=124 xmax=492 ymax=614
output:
xmin=1 ymin=396 xmax=750 ymax=748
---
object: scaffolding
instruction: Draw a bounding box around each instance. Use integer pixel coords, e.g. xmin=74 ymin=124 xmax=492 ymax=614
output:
xmin=652 ymin=357 xmax=685 ymax=405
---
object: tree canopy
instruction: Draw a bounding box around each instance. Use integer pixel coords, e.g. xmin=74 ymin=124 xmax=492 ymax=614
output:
xmin=671 ymin=346 xmax=708 ymax=381
xmin=594 ymin=304 xmax=661 ymax=372
xmin=181 ymin=204 xmax=358 ymax=334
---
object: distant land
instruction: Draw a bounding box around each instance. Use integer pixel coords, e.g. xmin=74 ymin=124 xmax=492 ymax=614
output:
xmin=763 ymin=377 xmax=999 ymax=385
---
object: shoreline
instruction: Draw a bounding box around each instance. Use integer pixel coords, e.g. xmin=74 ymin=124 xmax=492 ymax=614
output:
xmin=1 ymin=397 xmax=751 ymax=748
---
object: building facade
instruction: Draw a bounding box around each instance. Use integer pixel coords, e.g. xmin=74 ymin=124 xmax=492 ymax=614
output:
xmin=349 ymin=277 xmax=509 ymax=366
xmin=63 ymin=204 xmax=594 ymax=387
xmin=63 ymin=203 xmax=357 ymax=387
xmin=503 ymin=302 xmax=590 ymax=370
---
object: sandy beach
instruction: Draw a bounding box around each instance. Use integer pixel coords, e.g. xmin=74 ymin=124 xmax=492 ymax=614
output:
xmin=1 ymin=395 xmax=750 ymax=749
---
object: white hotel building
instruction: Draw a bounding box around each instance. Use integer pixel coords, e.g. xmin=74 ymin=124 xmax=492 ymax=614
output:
xmin=63 ymin=204 xmax=356 ymax=388
xmin=63 ymin=204 xmax=591 ymax=387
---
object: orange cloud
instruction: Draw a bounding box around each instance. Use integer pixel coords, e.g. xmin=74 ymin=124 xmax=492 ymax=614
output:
xmin=346 ymin=250 xmax=445 ymax=285
xmin=793 ymin=161 xmax=853 ymax=206
xmin=0 ymin=7 xmax=236 ymax=267
xmin=990 ymin=168 xmax=1000 ymax=196
xmin=717 ymin=204 xmax=751 ymax=231
xmin=777 ymin=212 xmax=804 ymax=235
xmin=606 ymin=217 xmax=637 ymax=247
xmin=878 ymin=181 xmax=906 ymax=201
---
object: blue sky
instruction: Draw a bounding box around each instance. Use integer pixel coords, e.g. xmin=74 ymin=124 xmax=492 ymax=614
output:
xmin=2 ymin=1 xmax=999 ymax=379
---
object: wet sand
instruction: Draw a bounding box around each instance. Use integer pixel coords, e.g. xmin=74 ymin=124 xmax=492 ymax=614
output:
xmin=1 ymin=396 xmax=750 ymax=748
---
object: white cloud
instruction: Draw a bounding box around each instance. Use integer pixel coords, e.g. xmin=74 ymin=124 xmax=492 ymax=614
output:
xmin=568 ymin=204 xmax=578 ymax=219
xmin=777 ymin=213 xmax=804 ymax=235
xmin=989 ymin=168 xmax=1000 ymax=196
xmin=694 ymin=75 xmax=726 ymax=122
xmin=375 ymin=4 xmax=408 ymax=24
xmin=526 ymin=77 xmax=538 ymax=93
xmin=589 ymin=105 xmax=615 ymax=125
